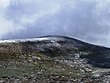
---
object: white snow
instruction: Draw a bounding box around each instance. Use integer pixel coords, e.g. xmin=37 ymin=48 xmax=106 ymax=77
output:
xmin=0 ymin=37 xmax=65 ymax=43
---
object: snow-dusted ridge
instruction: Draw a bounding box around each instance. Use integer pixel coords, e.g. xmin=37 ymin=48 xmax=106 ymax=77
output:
xmin=0 ymin=35 xmax=109 ymax=49
xmin=0 ymin=38 xmax=48 ymax=43
xmin=0 ymin=36 xmax=67 ymax=43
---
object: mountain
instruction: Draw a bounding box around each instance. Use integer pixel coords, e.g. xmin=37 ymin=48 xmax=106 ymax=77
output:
xmin=0 ymin=35 xmax=110 ymax=67
xmin=0 ymin=35 xmax=110 ymax=82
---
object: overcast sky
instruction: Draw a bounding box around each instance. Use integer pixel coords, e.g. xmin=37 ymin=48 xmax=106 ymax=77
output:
xmin=0 ymin=0 xmax=110 ymax=47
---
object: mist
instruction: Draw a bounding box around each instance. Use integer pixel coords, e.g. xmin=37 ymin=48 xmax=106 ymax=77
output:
xmin=0 ymin=0 xmax=110 ymax=47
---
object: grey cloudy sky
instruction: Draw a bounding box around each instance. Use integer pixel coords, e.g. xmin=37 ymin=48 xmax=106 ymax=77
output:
xmin=0 ymin=0 xmax=110 ymax=47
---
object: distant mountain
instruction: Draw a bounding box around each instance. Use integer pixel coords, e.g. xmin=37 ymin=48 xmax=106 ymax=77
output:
xmin=0 ymin=35 xmax=110 ymax=68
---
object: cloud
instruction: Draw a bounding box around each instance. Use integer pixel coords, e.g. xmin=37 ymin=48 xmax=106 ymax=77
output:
xmin=0 ymin=0 xmax=10 ymax=9
xmin=0 ymin=0 xmax=110 ymax=47
xmin=0 ymin=0 xmax=13 ymax=37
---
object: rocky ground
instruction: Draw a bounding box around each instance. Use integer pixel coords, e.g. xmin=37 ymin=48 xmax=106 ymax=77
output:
xmin=0 ymin=53 xmax=110 ymax=83
xmin=0 ymin=36 xmax=110 ymax=83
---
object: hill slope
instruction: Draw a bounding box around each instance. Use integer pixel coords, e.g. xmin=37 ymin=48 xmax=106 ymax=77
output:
xmin=0 ymin=35 xmax=110 ymax=67
xmin=0 ymin=35 xmax=110 ymax=82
